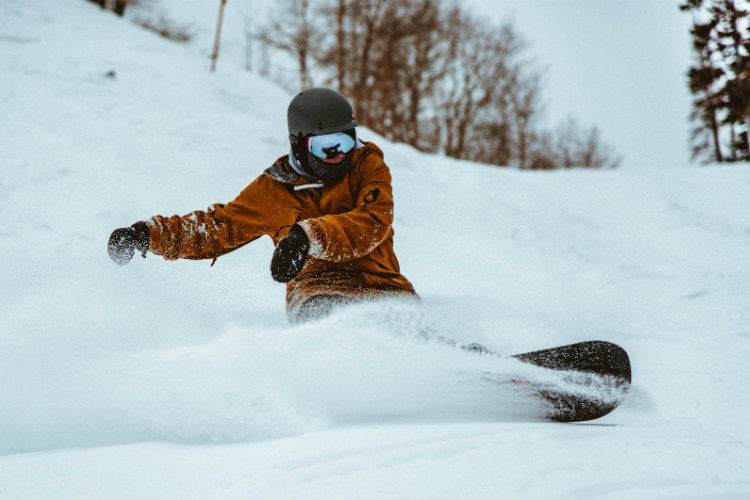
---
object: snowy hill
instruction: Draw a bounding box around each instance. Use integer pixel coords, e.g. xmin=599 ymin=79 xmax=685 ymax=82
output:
xmin=1 ymin=1 xmax=749 ymax=498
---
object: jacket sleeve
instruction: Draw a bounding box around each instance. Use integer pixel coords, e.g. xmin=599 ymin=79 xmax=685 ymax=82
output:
xmin=147 ymin=176 xmax=274 ymax=261
xmin=297 ymin=159 xmax=395 ymax=262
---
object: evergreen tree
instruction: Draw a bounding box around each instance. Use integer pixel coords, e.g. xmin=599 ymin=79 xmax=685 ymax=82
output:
xmin=681 ymin=0 xmax=750 ymax=162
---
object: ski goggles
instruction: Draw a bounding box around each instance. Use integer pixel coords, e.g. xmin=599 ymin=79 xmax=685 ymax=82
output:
xmin=307 ymin=131 xmax=356 ymax=160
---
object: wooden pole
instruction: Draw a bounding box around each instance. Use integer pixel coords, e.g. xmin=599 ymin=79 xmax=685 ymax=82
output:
xmin=210 ymin=0 xmax=227 ymax=73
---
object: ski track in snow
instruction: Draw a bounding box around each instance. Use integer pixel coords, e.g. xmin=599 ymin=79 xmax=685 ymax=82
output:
xmin=0 ymin=0 xmax=748 ymax=498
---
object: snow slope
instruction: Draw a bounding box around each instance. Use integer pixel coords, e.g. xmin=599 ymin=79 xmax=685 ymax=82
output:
xmin=1 ymin=1 xmax=749 ymax=498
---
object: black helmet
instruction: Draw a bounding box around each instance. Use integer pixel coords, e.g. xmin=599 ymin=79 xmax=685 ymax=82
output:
xmin=287 ymin=88 xmax=358 ymax=182
xmin=288 ymin=87 xmax=358 ymax=137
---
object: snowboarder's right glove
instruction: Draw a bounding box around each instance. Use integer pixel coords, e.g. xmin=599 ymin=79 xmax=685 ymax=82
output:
xmin=271 ymin=224 xmax=310 ymax=283
xmin=108 ymin=221 xmax=150 ymax=265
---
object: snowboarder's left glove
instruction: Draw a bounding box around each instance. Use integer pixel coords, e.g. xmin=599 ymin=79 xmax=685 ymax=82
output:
xmin=271 ymin=224 xmax=310 ymax=282
xmin=108 ymin=221 xmax=150 ymax=265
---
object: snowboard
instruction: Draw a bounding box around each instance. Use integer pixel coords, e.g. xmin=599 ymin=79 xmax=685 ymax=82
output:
xmin=467 ymin=340 xmax=632 ymax=422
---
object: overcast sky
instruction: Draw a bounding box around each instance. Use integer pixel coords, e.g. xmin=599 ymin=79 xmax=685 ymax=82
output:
xmin=468 ymin=0 xmax=695 ymax=168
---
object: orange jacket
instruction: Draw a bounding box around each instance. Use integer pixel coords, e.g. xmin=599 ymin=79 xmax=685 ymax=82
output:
xmin=146 ymin=141 xmax=417 ymax=316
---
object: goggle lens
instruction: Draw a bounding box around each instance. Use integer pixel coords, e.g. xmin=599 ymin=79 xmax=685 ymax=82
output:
xmin=307 ymin=132 xmax=356 ymax=160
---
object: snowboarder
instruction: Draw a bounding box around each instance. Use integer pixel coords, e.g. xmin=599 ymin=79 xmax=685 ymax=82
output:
xmin=107 ymin=87 xmax=418 ymax=322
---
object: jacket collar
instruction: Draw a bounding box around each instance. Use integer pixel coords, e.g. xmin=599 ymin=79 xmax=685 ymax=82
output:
xmin=264 ymin=155 xmax=302 ymax=183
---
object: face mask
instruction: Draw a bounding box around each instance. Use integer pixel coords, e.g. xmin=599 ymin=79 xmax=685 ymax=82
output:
xmin=306 ymin=150 xmax=354 ymax=182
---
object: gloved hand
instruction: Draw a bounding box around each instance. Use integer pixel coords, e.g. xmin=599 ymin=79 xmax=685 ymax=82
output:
xmin=108 ymin=221 xmax=150 ymax=265
xmin=271 ymin=224 xmax=310 ymax=282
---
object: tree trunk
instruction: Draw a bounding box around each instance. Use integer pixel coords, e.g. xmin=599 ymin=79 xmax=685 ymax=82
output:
xmin=299 ymin=49 xmax=308 ymax=88
xmin=210 ymin=0 xmax=227 ymax=73
xmin=407 ymin=83 xmax=420 ymax=146
xmin=113 ymin=0 xmax=126 ymax=16
xmin=353 ymin=21 xmax=374 ymax=123
xmin=709 ymin=104 xmax=723 ymax=162
xmin=517 ymin=123 xmax=527 ymax=169
xmin=336 ymin=0 xmax=346 ymax=93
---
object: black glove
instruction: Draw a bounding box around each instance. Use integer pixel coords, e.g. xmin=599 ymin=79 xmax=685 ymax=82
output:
xmin=271 ymin=224 xmax=310 ymax=282
xmin=108 ymin=221 xmax=150 ymax=265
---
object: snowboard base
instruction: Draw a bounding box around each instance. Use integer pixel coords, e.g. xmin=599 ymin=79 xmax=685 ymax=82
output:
xmin=467 ymin=340 xmax=631 ymax=422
